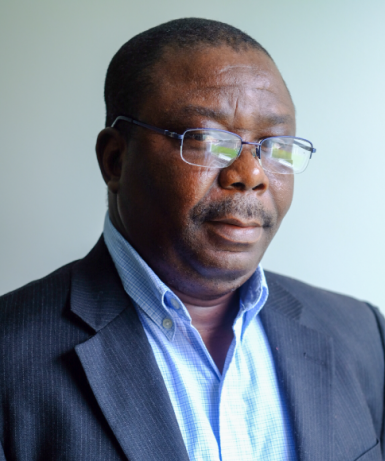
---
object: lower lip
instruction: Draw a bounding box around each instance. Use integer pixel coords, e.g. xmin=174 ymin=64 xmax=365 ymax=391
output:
xmin=207 ymin=222 xmax=263 ymax=244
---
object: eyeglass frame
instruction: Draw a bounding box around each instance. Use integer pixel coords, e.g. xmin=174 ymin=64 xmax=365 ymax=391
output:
xmin=111 ymin=115 xmax=317 ymax=171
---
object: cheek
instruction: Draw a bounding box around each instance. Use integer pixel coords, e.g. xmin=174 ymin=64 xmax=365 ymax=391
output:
xmin=268 ymin=174 xmax=294 ymax=221
xmin=124 ymin=137 xmax=218 ymax=226
xmin=155 ymin=163 xmax=218 ymax=225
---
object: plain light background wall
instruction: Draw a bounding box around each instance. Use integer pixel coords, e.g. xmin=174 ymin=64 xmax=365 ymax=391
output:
xmin=1 ymin=0 xmax=384 ymax=310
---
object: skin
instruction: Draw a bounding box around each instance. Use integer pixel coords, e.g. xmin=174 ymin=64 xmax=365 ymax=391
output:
xmin=96 ymin=45 xmax=295 ymax=372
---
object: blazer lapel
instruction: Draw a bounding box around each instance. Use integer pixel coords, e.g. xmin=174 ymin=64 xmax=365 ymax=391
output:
xmin=70 ymin=238 xmax=189 ymax=461
xmin=69 ymin=238 xmax=336 ymax=460
xmin=260 ymin=278 xmax=334 ymax=461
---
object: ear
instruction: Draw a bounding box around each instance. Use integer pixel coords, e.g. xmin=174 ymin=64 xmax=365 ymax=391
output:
xmin=95 ymin=128 xmax=126 ymax=194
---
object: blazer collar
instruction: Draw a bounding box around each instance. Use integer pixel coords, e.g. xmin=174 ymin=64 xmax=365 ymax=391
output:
xmin=70 ymin=236 xmax=128 ymax=331
xmin=70 ymin=237 xmax=190 ymax=461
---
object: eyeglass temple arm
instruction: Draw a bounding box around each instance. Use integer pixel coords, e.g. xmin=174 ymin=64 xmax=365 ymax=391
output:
xmin=292 ymin=140 xmax=317 ymax=155
xmin=111 ymin=116 xmax=184 ymax=140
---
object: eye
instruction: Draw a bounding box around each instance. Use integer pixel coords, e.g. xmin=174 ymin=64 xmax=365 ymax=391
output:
xmin=190 ymin=133 xmax=214 ymax=142
xmin=260 ymin=139 xmax=274 ymax=153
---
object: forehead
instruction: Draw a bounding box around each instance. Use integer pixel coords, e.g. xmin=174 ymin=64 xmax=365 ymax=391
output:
xmin=141 ymin=46 xmax=295 ymax=131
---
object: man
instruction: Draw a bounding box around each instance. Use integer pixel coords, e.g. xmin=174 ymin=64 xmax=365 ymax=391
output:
xmin=0 ymin=18 xmax=383 ymax=461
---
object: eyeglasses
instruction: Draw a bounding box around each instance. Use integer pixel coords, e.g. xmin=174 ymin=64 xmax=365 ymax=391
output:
xmin=111 ymin=116 xmax=316 ymax=175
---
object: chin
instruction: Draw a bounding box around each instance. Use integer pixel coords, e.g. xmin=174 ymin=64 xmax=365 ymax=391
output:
xmin=193 ymin=246 xmax=264 ymax=281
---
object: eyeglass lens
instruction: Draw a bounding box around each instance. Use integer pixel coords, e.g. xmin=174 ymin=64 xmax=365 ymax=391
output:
xmin=180 ymin=129 xmax=312 ymax=174
xmin=260 ymin=137 xmax=311 ymax=174
xmin=181 ymin=130 xmax=241 ymax=169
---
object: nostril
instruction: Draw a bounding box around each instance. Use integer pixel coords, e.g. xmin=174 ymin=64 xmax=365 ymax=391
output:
xmin=231 ymin=182 xmax=245 ymax=190
xmin=252 ymin=183 xmax=265 ymax=191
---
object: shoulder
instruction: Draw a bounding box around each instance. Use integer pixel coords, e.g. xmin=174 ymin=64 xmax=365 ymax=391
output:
xmin=264 ymin=269 xmax=380 ymax=316
xmin=0 ymin=262 xmax=77 ymax=344
xmin=0 ymin=261 xmax=75 ymax=313
xmin=0 ymin=260 xmax=94 ymax=395
xmin=264 ymin=270 xmax=385 ymax=352
xmin=0 ymin=237 xmax=116 ymax=340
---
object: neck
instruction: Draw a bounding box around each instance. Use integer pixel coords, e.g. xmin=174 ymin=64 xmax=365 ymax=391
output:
xmin=171 ymin=286 xmax=240 ymax=373
xmin=171 ymin=286 xmax=239 ymax=330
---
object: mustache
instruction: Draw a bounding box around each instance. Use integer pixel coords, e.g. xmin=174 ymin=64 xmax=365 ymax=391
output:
xmin=190 ymin=195 xmax=275 ymax=228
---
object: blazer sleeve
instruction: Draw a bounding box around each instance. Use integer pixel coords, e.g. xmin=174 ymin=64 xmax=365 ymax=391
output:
xmin=366 ymin=303 xmax=385 ymax=460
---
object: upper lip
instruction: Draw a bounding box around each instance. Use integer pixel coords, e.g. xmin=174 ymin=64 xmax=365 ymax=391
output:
xmin=209 ymin=217 xmax=261 ymax=228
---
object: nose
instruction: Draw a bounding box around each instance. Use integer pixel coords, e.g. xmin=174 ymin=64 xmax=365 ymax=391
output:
xmin=218 ymin=145 xmax=269 ymax=192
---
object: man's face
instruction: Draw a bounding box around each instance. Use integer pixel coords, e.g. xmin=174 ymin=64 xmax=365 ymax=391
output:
xmin=114 ymin=46 xmax=295 ymax=298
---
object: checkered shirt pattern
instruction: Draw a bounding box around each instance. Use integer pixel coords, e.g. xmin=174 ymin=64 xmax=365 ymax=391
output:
xmin=103 ymin=213 xmax=297 ymax=461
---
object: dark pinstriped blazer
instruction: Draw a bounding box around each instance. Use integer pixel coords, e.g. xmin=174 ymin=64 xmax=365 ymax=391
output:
xmin=0 ymin=237 xmax=384 ymax=460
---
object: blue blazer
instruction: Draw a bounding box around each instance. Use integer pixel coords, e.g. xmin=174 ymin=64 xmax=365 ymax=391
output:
xmin=0 ymin=237 xmax=383 ymax=460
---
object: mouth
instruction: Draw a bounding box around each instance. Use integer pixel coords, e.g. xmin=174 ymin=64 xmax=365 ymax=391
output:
xmin=206 ymin=217 xmax=264 ymax=245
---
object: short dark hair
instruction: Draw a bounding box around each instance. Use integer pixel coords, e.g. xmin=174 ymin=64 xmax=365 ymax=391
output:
xmin=104 ymin=18 xmax=272 ymax=127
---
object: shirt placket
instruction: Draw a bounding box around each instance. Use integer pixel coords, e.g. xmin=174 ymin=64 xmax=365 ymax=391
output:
xmin=218 ymin=315 xmax=244 ymax=461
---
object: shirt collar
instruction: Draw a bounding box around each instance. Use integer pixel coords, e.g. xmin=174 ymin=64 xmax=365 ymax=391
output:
xmin=103 ymin=212 xmax=269 ymax=340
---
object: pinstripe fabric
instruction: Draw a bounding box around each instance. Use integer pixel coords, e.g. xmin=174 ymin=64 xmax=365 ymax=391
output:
xmin=103 ymin=214 xmax=297 ymax=461
xmin=0 ymin=237 xmax=384 ymax=460
xmin=0 ymin=262 xmax=127 ymax=460
xmin=71 ymin=238 xmax=190 ymax=461
xmin=261 ymin=274 xmax=385 ymax=461
xmin=75 ymin=308 xmax=189 ymax=461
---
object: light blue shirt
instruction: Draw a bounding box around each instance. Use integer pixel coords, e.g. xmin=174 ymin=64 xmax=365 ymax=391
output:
xmin=103 ymin=214 xmax=297 ymax=461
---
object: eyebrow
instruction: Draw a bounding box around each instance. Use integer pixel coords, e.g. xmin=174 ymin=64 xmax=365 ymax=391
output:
xmin=176 ymin=104 xmax=294 ymax=127
xmin=180 ymin=105 xmax=225 ymax=121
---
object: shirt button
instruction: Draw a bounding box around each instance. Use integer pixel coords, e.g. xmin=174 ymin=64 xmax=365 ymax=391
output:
xmin=170 ymin=298 xmax=180 ymax=309
xmin=162 ymin=318 xmax=173 ymax=330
